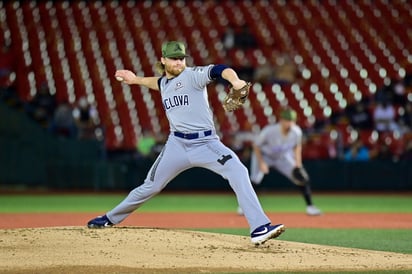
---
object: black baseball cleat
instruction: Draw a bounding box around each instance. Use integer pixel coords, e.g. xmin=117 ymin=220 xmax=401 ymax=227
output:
xmin=251 ymin=223 xmax=285 ymax=245
xmin=87 ymin=215 xmax=113 ymax=228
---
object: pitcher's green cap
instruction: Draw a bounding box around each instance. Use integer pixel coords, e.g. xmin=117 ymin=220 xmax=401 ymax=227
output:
xmin=280 ymin=108 xmax=297 ymax=121
xmin=161 ymin=41 xmax=188 ymax=58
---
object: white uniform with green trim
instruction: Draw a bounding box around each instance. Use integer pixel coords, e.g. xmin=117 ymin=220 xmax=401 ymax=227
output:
xmin=106 ymin=65 xmax=271 ymax=232
xmin=250 ymin=123 xmax=302 ymax=185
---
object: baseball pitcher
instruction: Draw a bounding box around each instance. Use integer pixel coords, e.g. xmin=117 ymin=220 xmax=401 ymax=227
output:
xmin=87 ymin=41 xmax=285 ymax=245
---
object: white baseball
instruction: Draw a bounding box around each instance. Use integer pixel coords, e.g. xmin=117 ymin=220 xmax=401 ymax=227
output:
xmin=115 ymin=76 xmax=124 ymax=82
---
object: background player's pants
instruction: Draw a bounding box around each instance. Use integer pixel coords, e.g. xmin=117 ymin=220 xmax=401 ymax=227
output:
xmin=250 ymin=152 xmax=300 ymax=185
xmin=249 ymin=152 xmax=315 ymax=208
xmin=106 ymin=134 xmax=271 ymax=232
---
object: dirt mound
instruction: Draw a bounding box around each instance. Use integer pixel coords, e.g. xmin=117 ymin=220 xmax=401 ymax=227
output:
xmin=1 ymin=227 xmax=411 ymax=273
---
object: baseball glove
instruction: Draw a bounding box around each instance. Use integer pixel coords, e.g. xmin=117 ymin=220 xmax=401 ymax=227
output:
xmin=292 ymin=167 xmax=310 ymax=185
xmin=222 ymin=82 xmax=251 ymax=112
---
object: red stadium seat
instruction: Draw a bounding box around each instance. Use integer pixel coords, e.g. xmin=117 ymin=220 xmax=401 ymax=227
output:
xmin=4 ymin=1 xmax=411 ymax=155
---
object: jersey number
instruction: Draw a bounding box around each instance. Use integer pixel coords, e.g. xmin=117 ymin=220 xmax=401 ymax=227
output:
xmin=217 ymin=154 xmax=232 ymax=165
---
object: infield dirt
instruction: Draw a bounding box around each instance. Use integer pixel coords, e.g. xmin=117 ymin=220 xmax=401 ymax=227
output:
xmin=1 ymin=225 xmax=412 ymax=273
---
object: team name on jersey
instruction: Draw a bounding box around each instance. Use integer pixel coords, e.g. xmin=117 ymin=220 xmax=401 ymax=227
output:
xmin=163 ymin=94 xmax=189 ymax=110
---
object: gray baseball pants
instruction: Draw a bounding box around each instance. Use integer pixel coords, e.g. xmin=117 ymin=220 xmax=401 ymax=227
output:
xmin=106 ymin=133 xmax=271 ymax=232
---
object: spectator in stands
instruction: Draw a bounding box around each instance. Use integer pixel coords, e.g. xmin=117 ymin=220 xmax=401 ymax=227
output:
xmin=344 ymin=137 xmax=370 ymax=161
xmin=49 ymin=100 xmax=77 ymax=138
xmin=391 ymin=79 xmax=406 ymax=106
xmin=374 ymin=83 xmax=392 ymax=105
xmin=253 ymin=51 xmax=278 ymax=85
xmin=221 ymin=25 xmax=236 ymax=51
xmin=229 ymin=121 xmax=255 ymax=163
xmin=25 ymin=82 xmax=57 ymax=128
xmin=73 ymin=97 xmax=100 ymax=140
xmin=0 ymin=41 xmax=20 ymax=108
xmin=221 ymin=25 xmax=258 ymax=83
xmin=375 ymin=78 xmax=406 ymax=107
xmin=400 ymin=139 xmax=412 ymax=161
xmin=346 ymin=101 xmax=373 ymax=130
xmin=136 ymin=129 xmax=156 ymax=159
xmin=253 ymin=51 xmax=299 ymax=86
xmin=222 ymin=24 xmax=258 ymax=55
xmin=0 ymin=72 xmax=19 ymax=108
xmin=253 ymin=59 xmax=275 ymax=85
xmin=235 ymin=58 xmax=255 ymax=83
xmin=150 ymin=132 xmax=166 ymax=159
xmin=372 ymin=142 xmax=395 ymax=161
xmin=0 ymin=41 xmax=15 ymax=89
xmin=234 ymin=24 xmax=258 ymax=50
xmin=397 ymin=102 xmax=412 ymax=133
xmin=372 ymin=100 xmax=398 ymax=132
xmin=272 ymin=53 xmax=298 ymax=86
xmin=404 ymin=73 xmax=412 ymax=88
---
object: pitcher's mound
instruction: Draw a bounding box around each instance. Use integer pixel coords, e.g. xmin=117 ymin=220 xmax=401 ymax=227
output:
xmin=1 ymin=227 xmax=411 ymax=273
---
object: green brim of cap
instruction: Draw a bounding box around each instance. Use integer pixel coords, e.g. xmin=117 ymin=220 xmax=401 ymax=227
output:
xmin=163 ymin=53 xmax=188 ymax=58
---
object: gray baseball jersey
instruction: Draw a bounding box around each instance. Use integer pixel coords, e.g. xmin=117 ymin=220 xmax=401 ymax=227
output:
xmin=160 ymin=66 xmax=215 ymax=132
xmin=106 ymin=65 xmax=271 ymax=232
xmin=250 ymin=123 xmax=303 ymax=185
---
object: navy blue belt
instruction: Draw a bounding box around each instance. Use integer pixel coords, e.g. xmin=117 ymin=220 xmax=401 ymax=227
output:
xmin=173 ymin=130 xmax=212 ymax=140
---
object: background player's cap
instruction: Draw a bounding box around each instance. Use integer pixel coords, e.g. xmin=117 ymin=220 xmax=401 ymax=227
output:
xmin=162 ymin=41 xmax=188 ymax=58
xmin=280 ymin=108 xmax=297 ymax=121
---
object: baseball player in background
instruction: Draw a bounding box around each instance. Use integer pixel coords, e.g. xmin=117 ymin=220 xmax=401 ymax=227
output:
xmin=87 ymin=41 xmax=285 ymax=245
xmin=237 ymin=107 xmax=322 ymax=216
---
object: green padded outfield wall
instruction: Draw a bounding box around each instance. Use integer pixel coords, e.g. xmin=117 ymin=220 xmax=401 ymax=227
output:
xmin=1 ymin=101 xmax=411 ymax=191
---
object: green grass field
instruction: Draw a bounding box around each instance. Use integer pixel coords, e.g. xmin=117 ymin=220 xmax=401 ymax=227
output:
xmin=1 ymin=192 xmax=411 ymax=274
xmin=1 ymin=192 xmax=411 ymax=213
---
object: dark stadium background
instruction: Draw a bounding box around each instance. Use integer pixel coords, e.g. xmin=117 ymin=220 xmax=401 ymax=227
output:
xmin=1 ymin=1 xmax=411 ymax=191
